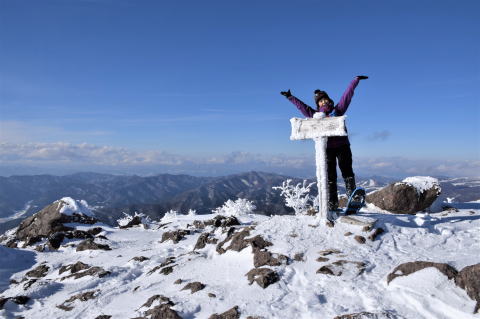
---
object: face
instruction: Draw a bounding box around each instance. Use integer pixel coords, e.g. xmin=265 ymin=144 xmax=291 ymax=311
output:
xmin=317 ymin=98 xmax=330 ymax=109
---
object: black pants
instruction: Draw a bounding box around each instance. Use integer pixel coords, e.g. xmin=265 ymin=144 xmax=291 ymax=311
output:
xmin=326 ymin=144 xmax=355 ymax=204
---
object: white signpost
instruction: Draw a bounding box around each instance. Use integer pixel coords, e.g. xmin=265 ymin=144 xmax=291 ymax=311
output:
xmin=290 ymin=113 xmax=348 ymax=220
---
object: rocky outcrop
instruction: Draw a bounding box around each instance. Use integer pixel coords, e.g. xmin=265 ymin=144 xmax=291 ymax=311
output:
xmin=334 ymin=311 xmax=398 ymax=319
xmin=246 ymin=268 xmax=279 ymax=288
xmin=15 ymin=198 xmax=97 ymax=246
xmin=209 ymin=306 xmax=241 ymax=319
xmin=181 ymin=281 xmax=206 ymax=294
xmin=161 ymin=229 xmax=191 ymax=244
xmin=26 ymin=264 xmax=49 ymax=278
xmin=366 ymin=178 xmax=441 ymax=214
xmin=76 ymin=239 xmax=111 ymax=251
xmin=0 ymin=296 xmax=30 ymax=309
xmin=454 ymin=264 xmax=480 ymax=313
xmin=57 ymin=290 xmax=99 ymax=311
xmin=387 ymin=261 xmax=480 ymax=313
xmin=386 ymin=261 xmax=457 ymax=284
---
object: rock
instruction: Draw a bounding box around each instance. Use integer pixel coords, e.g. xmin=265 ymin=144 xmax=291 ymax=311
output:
xmin=160 ymin=266 xmax=174 ymax=276
xmin=247 ymin=235 xmax=273 ymax=250
xmin=334 ymin=311 xmax=398 ymax=319
xmin=253 ymin=249 xmax=288 ymax=268
xmin=141 ymin=295 xmax=174 ymax=308
xmin=366 ymin=178 xmax=441 ymax=214
xmin=209 ymin=306 xmax=241 ymax=319
xmin=338 ymin=216 xmax=377 ymax=227
xmin=318 ymin=249 xmax=341 ymax=256
xmin=246 ymin=268 xmax=279 ymax=288
xmin=144 ymin=304 xmax=182 ymax=319
xmin=59 ymin=261 xmax=90 ymax=275
xmin=208 ymin=293 xmax=216 ymax=298
xmin=95 ymin=316 xmax=112 ymax=319
xmin=317 ymin=266 xmax=335 ymax=275
xmin=194 ymin=232 xmax=218 ymax=250
xmin=326 ymin=220 xmax=334 ymax=228
xmin=174 ymin=279 xmax=182 ymax=285
xmin=131 ymin=256 xmax=150 ymax=262
xmin=16 ymin=198 xmax=97 ymax=246
xmin=293 ymin=253 xmax=304 ymax=262
xmin=368 ymin=228 xmax=385 ymax=241
xmin=161 ymin=229 xmax=191 ymax=244
xmin=362 ymin=225 xmax=372 ymax=232
xmin=76 ymin=239 xmax=111 ymax=251
xmin=354 ymin=236 xmax=366 ymax=244
xmin=61 ymin=266 xmax=110 ymax=280
xmin=317 ymin=260 xmax=366 ymax=277
xmin=316 ymin=257 xmax=329 ymax=262
xmin=204 ymin=215 xmax=240 ymax=228
xmin=58 ymin=290 xmax=98 ymax=311
xmin=26 ymin=264 xmax=49 ymax=278
xmin=455 ymin=263 xmax=480 ymax=313
xmin=119 ymin=216 xmax=143 ymax=229
xmin=181 ymin=281 xmax=206 ymax=294
xmin=387 ymin=261 xmax=458 ymax=284
xmin=226 ymin=228 xmax=251 ymax=252
xmin=48 ymin=232 xmax=65 ymax=249
xmin=87 ymin=227 xmax=104 ymax=236
xmin=0 ymin=295 xmax=30 ymax=309
xmin=344 ymin=232 xmax=353 ymax=236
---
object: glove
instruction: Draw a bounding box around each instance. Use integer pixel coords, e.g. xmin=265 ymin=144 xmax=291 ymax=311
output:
xmin=280 ymin=89 xmax=292 ymax=98
xmin=356 ymin=75 xmax=368 ymax=80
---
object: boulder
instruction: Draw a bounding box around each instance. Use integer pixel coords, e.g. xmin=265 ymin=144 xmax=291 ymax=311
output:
xmin=209 ymin=306 xmax=241 ymax=319
xmin=334 ymin=311 xmax=398 ymax=319
xmin=455 ymin=263 xmax=480 ymax=313
xmin=246 ymin=268 xmax=279 ymax=288
xmin=181 ymin=281 xmax=206 ymax=294
xmin=16 ymin=198 xmax=97 ymax=246
xmin=366 ymin=177 xmax=441 ymax=214
xmin=387 ymin=261 xmax=457 ymax=284
xmin=76 ymin=239 xmax=111 ymax=252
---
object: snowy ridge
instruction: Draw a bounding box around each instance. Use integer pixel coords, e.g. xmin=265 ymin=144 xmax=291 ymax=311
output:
xmin=1 ymin=203 xmax=479 ymax=318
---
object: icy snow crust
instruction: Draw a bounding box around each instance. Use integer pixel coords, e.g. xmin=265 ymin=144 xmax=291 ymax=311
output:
xmin=1 ymin=207 xmax=479 ymax=318
xmin=398 ymin=176 xmax=440 ymax=194
xmin=58 ymin=197 xmax=95 ymax=217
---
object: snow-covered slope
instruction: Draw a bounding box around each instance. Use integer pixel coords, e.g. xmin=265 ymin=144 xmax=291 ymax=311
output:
xmin=1 ymin=205 xmax=479 ymax=318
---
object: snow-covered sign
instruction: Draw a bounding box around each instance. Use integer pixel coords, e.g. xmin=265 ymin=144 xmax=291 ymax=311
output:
xmin=290 ymin=114 xmax=348 ymax=220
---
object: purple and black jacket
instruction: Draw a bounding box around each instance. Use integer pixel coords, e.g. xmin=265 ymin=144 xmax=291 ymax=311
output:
xmin=287 ymin=77 xmax=360 ymax=149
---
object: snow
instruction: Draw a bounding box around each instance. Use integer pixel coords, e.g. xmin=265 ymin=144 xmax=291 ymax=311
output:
xmin=0 ymin=203 xmax=478 ymax=318
xmin=58 ymin=197 xmax=95 ymax=217
xmin=399 ymin=176 xmax=440 ymax=194
xmin=212 ymin=198 xmax=256 ymax=217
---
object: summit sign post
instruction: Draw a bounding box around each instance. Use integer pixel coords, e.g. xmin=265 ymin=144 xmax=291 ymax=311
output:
xmin=290 ymin=113 xmax=348 ymax=220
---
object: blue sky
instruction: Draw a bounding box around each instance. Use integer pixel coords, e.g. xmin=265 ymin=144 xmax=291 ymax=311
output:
xmin=0 ymin=0 xmax=479 ymax=177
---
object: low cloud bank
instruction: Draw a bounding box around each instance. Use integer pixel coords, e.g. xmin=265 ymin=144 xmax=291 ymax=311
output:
xmin=1 ymin=142 xmax=478 ymax=178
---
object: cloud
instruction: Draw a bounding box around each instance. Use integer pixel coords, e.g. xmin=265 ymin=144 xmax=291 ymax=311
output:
xmin=367 ymin=130 xmax=391 ymax=141
xmin=0 ymin=142 xmax=478 ymax=178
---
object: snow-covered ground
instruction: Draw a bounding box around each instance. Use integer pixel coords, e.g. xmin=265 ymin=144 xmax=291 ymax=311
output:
xmin=1 ymin=204 xmax=479 ymax=319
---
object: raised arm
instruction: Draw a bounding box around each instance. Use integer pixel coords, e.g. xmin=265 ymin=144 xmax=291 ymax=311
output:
xmin=335 ymin=77 xmax=360 ymax=116
xmin=287 ymin=96 xmax=316 ymax=118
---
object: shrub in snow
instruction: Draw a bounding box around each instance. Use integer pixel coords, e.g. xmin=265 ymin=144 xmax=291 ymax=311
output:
xmin=212 ymin=198 xmax=256 ymax=217
xmin=161 ymin=210 xmax=179 ymax=223
xmin=117 ymin=212 xmax=152 ymax=228
xmin=273 ymin=179 xmax=315 ymax=215
xmin=187 ymin=209 xmax=197 ymax=216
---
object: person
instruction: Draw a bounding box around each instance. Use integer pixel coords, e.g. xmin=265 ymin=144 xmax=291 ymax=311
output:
xmin=280 ymin=75 xmax=368 ymax=212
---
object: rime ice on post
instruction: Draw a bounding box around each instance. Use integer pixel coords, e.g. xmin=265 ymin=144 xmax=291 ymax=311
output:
xmin=290 ymin=113 xmax=348 ymax=220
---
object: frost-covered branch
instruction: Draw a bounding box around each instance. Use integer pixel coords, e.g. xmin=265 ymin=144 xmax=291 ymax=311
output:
xmin=273 ymin=179 xmax=315 ymax=215
xmin=212 ymin=198 xmax=256 ymax=217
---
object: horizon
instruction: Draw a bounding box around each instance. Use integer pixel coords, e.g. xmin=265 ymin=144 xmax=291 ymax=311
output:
xmin=1 ymin=0 xmax=479 ymax=178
